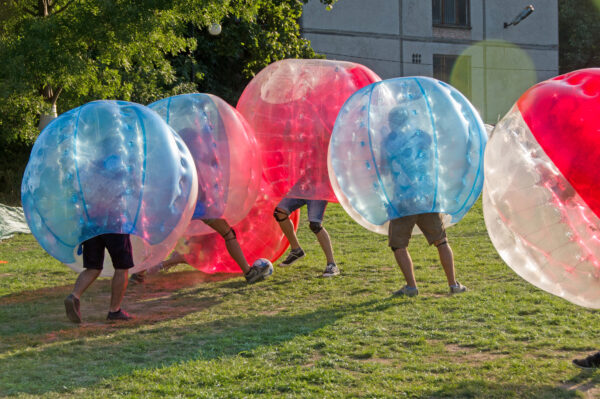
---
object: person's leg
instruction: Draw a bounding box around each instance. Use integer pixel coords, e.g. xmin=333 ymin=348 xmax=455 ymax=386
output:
xmin=393 ymin=248 xmax=417 ymax=288
xmin=389 ymin=216 xmax=418 ymax=295
xmin=74 ymin=236 xmax=105 ymax=298
xmin=105 ymin=234 xmax=134 ymax=319
xmin=418 ymin=213 xmax=465 ymax=293
xmin=435 ymin=239 xmax=457 ymax=287
xmin=204 ymin=218 xmax=250 ymax=274
xmin=274 ymin=198 xmax=306 ymax=266
xmin=161 ymin=252 xmax=186 ymax=270
xmin=71 ymin=268 xmax=102 ymax=299
xmin=129 ymin=250 xmax=187 ymax=284
xmin=307 ymin=200 xmax=335 ymax=264
xmin=109 ymin=269 xmax=128 ymax=312
xmin=316 ymin=228 xmax=335 ymax=264
xmin=274 ymin=198 xmax=304 ymax=250
xmin=65 ymin=236 xmax=104 ymax=323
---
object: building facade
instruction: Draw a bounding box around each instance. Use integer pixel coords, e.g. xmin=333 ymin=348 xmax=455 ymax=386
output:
xmin=301 ymin=0 xmax=558 ymax=123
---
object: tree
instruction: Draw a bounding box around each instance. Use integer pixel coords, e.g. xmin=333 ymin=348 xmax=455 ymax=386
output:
xmin=0 ymin=0 xmax=337 ymax=143
xmin=170 ymin=0 xmax=335 ymax=104
xmin=559 ymin=0 xmax=600 ymax=73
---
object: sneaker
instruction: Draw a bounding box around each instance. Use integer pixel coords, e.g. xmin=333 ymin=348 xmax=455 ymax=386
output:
xmin=393 ymin=285 xmax=419 ymax=297
xmin=279 ymin=248 xmax=305 ymax=267
xmin=322 ymin=263 xmax=340 ymax=277
xmin=573 ymin=351 xmax=600 ymax=369
xmin=244 ymin=265 xmax=271 ymax=284
xmin=449 ymin=282 xmax=467 ymax=294
xmin=129 ymin=272 xmax=146 ymax=285
xmin=107 ymin=309 xmax=133 ymax=321
xmin=64 ymin=294 xmax=81 ymax=323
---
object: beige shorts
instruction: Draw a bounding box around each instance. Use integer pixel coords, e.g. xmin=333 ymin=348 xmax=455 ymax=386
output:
xmin=388 ymin=213 xmax=446 ymax=249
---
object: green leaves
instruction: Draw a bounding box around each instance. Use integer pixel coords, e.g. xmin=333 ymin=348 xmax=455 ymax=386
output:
xmin=559 ymin=0 xmax=600 ymax=73
xmin=0 ymin=0 xmax=338 ymax=144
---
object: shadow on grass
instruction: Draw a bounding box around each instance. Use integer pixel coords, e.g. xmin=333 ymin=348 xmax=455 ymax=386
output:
xmin=0 ymin=287 xmax=398 ymax=396
xmin=422 ymin=379 xmax=591 ymax=398
xmin=0 ymin=269 xmax=236 ymax=345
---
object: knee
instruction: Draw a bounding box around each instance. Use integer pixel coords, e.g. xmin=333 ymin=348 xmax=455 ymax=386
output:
xmin=273 ymin=208 xmax=289 ymax=222
xmin=222 ymin=228 xmax=237 ymax=242
xmin=434 ymin=238 xmax=448 ymax=248
xmin=113 ymin=269 xmax=126 ymax=277
xmin=309 ymin=221 xmax=323 ymax=234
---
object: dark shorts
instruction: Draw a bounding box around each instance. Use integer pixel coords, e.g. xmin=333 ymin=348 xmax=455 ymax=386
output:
xmin=388 ymin=213 xmax=446 ymax=249
xmin=82 ymin=234 xmax=134 ymax=270
xmin=276 ymin=198 xmax=328 ymax=223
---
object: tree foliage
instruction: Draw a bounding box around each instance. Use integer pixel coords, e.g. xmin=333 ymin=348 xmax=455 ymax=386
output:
xmin=559 ymin=0 xmax=600 ymax=73
xmin=0 ymin=0 xmax=336 ymax=145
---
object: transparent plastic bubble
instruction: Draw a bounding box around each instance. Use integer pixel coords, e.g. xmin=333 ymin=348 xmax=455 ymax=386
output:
xmin=329 ymin=77 xmax=486 ymax=234
xmin=21 ymin=100 xmax=198 ymax=276
xmin=177 ymin=174 xmax=300 ymax=274
xmin=237 ymin=59 xmax=381 ymax=201
xmin=483 ymin=68 xmax=600 ymax=308
xmin=148 ymin=94 xmax=261 ymax=237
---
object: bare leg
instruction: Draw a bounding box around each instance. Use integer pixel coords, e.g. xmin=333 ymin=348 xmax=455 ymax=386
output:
xmin=161 ymin=252 xmax=186 ymax=271
xmin=72 ymin=269 xmax=102 ymax=299
xmin=316 ymin=228 xmax=335 ymax=264
xmin=435 ymin=239 xmax=457 ymax=286
xmin=206 ymin=219 xmax=251 ymax=274
xmin=276 ymin=208 xmax=301 ymax=249
xmin=393 ymin=248 xmax=417 ymax=288
xmin=110 ymin=269 xmax=128 ymax=312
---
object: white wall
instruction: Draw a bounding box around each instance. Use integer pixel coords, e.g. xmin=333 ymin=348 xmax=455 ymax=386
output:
xmin=301 ymin=0 xmax=559 ymax=123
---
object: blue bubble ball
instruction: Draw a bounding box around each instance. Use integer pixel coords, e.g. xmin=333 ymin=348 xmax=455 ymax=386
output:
xmin=329 ymin=77 xmax=487 ymax=234
xmin=21 ymin=100 xmax=198 ymax=275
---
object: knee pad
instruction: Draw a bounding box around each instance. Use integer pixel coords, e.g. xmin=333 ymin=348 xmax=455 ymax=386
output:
xmin=273 ymin=208 xmax=289 ymax=222
xmin=309 ymin=221 xmax=323 ymax=234
xmin=391 ymin=246 xmax=407 ymax=251
xmin=435 ymin=239 xmax=448 ymax=248
xmin=223 ymin=228 xmax=237 ymax=242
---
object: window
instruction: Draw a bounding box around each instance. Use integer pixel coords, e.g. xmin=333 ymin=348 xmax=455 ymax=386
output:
xmin=432 ymin=0 xmax=470 ymax=27
xmin=433 ymin=54 xmax=471 ymax=98
xmin=412 ymin=53 xmax=422 ymax=64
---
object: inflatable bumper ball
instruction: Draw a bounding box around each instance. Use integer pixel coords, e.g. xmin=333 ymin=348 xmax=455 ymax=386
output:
xmin=22 ymin=100 xmax=198 ymax=276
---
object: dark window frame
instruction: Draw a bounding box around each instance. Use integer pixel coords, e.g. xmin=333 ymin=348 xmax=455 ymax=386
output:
xmin=432 ymin=0 xmax=471 ymax=28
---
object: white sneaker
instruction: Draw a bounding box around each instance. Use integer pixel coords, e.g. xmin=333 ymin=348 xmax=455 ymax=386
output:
xmin=450 ymin=282 xmax=467 ymax=294
xmin=322 ymin=263 xmax=340 ymax=277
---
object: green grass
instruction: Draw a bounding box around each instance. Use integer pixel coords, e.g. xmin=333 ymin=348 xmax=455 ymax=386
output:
xmin=1 ymin=200 xmax=600 ymax=398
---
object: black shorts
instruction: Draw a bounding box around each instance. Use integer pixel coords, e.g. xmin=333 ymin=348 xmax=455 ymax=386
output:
xmin=82 ymin=234 xmax=134 ymax=270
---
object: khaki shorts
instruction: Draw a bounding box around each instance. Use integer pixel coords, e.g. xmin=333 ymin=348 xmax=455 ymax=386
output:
xmin=388 ymin=213 xmax=446 ymax=249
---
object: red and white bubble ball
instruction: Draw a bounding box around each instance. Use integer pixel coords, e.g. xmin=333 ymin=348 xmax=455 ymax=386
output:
xmin=237 ymin=59 xmax=381 ymax=202
xmin=483 ymin=69 xmax=600 ymax=308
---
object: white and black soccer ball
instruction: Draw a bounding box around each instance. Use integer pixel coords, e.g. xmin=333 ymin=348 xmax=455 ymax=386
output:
xmin=252 ymin=258 xmax=273 ymax=278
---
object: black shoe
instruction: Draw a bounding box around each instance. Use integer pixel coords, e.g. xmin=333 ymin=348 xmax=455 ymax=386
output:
xmin=107 ymin=309 xmax=133 ymax=321
xmin=279 ymin=248 xmax=305 ymax=266
xmin=573 ymin=351 xmax=600 ymax=369
xmin=129 ymin=272 xmax=146 ymax=285
xmin=64 ymin=294 xmax=81 ymax=323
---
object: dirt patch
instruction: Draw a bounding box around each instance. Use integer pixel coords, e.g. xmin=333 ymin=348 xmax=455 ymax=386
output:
xmin=561 ymin=380 xmax=600 ymax=399
xmin=442 ymin=343 xmax=507 ymax=363
xmin=358 ymin=357 xmax=395 ymax=365
xmin=302 ymin=352 xmax=324 ymax=368
xmin=2 ymin=270 xmax=235 ymax=349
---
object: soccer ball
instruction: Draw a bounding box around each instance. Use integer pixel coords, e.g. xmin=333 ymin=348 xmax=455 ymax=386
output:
xmin=252 ymin=258 xmax=273 ymax=278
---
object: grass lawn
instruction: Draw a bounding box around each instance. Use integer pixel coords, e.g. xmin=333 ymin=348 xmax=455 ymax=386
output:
xmin=1 ymin=200 xmax=599 ymax=398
